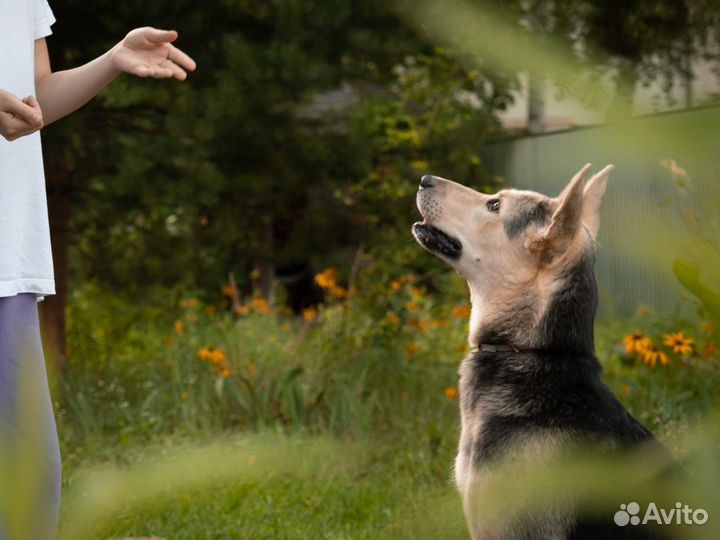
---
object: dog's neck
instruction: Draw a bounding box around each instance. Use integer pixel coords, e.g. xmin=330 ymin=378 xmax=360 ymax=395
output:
xmin=468 ymin=252 xmax=598 ymax=355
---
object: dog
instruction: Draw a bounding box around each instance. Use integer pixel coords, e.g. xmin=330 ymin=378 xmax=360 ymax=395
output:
xmin=412 ymin=164 xmax=672 ymax=540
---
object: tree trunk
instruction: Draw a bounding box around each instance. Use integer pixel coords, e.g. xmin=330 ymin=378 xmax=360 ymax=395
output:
xmin=527 ymin=71 xmax=545 ymax=134
xmin=39 ymin=151 xmax=71 ymax=373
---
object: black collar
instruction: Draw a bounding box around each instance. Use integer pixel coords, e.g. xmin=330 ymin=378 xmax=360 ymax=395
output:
xmin=471 ymin=343 xmax=520 ymax=353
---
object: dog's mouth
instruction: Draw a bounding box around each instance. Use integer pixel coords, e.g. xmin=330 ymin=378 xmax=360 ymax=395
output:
xmin=412 ymin=222 xmax=462 ymax=260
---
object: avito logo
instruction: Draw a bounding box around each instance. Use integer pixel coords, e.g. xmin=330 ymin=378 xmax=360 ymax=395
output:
xmin=614 ymin=502 xmax=709 ymax=527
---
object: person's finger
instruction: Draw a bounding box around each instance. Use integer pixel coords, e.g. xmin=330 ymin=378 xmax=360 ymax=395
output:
xmin=144 ymin=27 xmax=178 ymax=45
xmin=168 ymin=45 xmax=197 ymax=72
xmin=2 ymin=94 xmax=42 ymax=126
xmin=1 ymin=113 xmax=42 ymax=140
xmin=161 ymin=59 xmax=187 ymax=81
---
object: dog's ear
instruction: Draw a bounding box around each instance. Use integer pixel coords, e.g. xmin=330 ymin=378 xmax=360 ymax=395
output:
xmin=582 ymin=164 xmax=613 ymax=239
xmin=531 ymin=163 xmax=591 ymax=257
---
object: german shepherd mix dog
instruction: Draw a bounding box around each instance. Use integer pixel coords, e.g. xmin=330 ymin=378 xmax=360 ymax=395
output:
xmin=412 ymin=165 xmax=670 ymax=540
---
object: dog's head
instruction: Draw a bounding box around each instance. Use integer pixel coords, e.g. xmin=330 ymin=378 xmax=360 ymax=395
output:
xmin=412 ymin=164 xmax=613 ymax=345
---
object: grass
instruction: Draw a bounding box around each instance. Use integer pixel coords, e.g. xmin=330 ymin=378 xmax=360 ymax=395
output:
xmin=47 ymin=275 xmax=720 ymax=539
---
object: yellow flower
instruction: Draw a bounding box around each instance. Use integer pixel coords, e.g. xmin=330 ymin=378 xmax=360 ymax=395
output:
xmin=451 ymin=305 xmax=471 ymax=319
xmin=219 ymin=368 xmax=231 ymax=378
xmin=198 ymin=347 xmax=212 ymax=360
xmin=662 ymin=332 xmax=694 ymax=356
xmin=622 ymin=332 xmax=652 ymax=355
xmin=235 ymin=304 xmax=250 ymax=316
xmin=302 ymin=306 xmax=318 ymax=322
xmin=405 ymin=343 xmax=419 ymax=356
xmin=180 ymin=298 xmax=199 ymax=309
xmin=640 ymin=345 xmax=669 ymax=368
xmin=174 ymin=320 xmax=185 ymax=335
xmin=390 ymin=280 xmax=402 ymax=291
xmin=444 ymin=386 xmax=459 ymax=399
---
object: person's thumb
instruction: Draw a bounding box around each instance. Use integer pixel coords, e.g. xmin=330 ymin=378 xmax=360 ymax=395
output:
xmin=144 ymin=27 xmax=178 ymax=44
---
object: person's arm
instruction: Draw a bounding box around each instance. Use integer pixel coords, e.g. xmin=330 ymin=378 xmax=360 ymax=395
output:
xmin=0 ymin=91 xmax=43 ymax=141
xmin=35 ymin=27 xmax=196 ymax=126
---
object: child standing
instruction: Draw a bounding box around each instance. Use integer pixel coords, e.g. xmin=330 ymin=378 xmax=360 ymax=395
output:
xmin=0 ymin=1 xmax=196 ymax=537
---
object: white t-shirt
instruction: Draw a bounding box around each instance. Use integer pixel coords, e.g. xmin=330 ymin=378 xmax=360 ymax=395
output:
xmin=0 ymin=0 xmax=56 ymax=297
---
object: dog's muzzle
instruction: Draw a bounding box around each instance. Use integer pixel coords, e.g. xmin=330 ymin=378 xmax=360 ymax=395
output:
xmin=412 ymin=222 xmax=462 ymax=260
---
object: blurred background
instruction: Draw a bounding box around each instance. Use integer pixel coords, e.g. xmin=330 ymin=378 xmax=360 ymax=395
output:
xmin=25 ymin=0 xmax=720 ymax=537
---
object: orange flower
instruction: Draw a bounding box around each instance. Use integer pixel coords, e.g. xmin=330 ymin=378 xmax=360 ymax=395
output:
xmin=621 ymin=384 xmax=631 ymax=395
xmin=406 ymin=300 xmax=419 ymax=311
xmin=451 ymin=305 xmax=471 ymax=319
xmin=180 ymin=298 xmax=199 ymax=309
xmin=221 ymin=283 xmax=235 ymax=297
xmin=174 ymin=320 xmax=185 ymax=335
xmin=390 ymin=280 xmax=402 ymax=291
xmin=314 ymin=268 xmax=338 ymax=289
xmin=444 ymin=387 xmax=459 ymax=399
xmin=405 ymin=343 xmax=419 ymax=356
xmin=302 ymin=306 xmax=318 ymax=322
xmin=622 ymin=332 xmax=652 ymax=355
xmin=219 ymin=367 xmax=232 ymax=378
xmin=662 ymin=332 xmax=694 ymax=356
xmin=411 ymin=287 xmax=424 ymax=298
xmin=640 ymin=345 xmax=669 ymax=368
xmin=703 ymin=342 xmax=717 ymax=359
xmin=386 ymin=312 xmax=400 ymax=325
xmin=331 ymin=285 xmax=349 ymax=299
xmin=410 ymin=319 xmax=428 ymax=332
xmin=235 ymin=304 xmax=250 ymax=316
xmin=251 ymin=297 xmax=272 ymax=315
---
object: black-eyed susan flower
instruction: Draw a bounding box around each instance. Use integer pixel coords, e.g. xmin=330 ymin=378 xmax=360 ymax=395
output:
xmin=622 ymin=332 xmax=652 ymax=356
xmin=302 ymin=306 xmax=318 ymax=322
xmin=662 ymin=332 xmax=694 ymax=356
xmin=640 ymin=345 xmax=669 ymax=368
xmin=444 ymin=387 xmax=459 ymax=399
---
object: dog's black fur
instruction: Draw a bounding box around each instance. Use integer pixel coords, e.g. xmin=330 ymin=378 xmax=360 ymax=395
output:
xmin=461 ymin=251 xmax=670 ymax=540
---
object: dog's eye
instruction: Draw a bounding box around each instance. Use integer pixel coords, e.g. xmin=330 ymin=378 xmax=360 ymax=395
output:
xmin=486 ymin=199 xmax=501 ymax=213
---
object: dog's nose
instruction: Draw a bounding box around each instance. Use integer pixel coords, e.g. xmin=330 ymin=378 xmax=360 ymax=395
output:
xmin=420 ymin=175 xmax=435 ymax=189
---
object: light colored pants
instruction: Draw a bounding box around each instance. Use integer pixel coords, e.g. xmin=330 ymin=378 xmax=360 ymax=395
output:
xmin=0 ymin=293 xmax=61 ymax=539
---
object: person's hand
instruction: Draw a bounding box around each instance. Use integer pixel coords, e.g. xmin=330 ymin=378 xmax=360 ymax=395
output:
xmin=0 ymin=90 xmax=43 ymax=141
xmin=110 ymin=27 xmax=197 ymax=80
